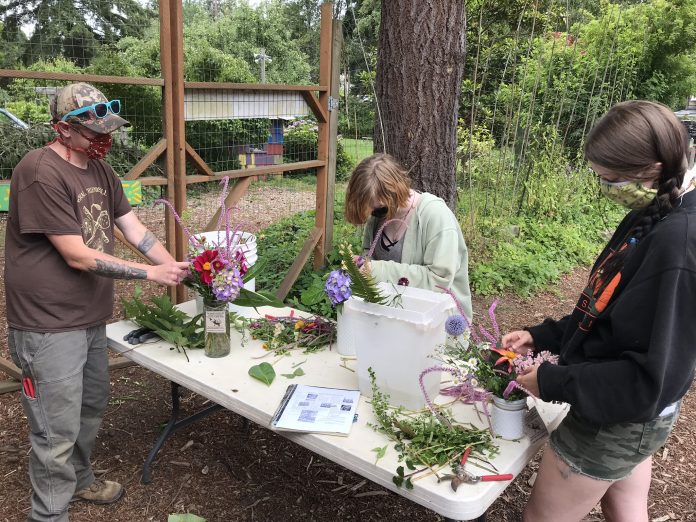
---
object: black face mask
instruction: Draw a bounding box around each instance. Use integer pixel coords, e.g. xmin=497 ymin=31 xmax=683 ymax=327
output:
xmin=371 ymin=207 xmax=388 ymax=218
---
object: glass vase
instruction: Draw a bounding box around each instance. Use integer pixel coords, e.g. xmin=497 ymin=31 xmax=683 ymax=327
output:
xmin=203 ymin=299 xmax=230 ymax=358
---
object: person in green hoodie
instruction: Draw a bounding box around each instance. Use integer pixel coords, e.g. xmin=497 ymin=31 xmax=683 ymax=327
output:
xmin=344 ymin=153 xmax=472 ymax=320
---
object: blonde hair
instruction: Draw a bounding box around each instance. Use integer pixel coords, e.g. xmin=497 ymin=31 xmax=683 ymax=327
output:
xmin=344 ymin=153 xmax=412 ymax=225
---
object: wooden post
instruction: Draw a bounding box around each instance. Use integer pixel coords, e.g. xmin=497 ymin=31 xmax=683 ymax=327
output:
xmin=170 ymin=0 xmax=188 ymax=303
xmin=160 ymin=0 xmax=177 ymax=304
xmin=313 ymin=3 xmax=333 ymax=270
xmin=324 ymin=18 xmax=343 ymax=261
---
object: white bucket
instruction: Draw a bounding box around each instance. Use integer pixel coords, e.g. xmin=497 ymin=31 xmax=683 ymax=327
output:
xmin=192 ymin=230 xmax=258 ymax=318
xmin=335 ymin=309 xmax=356 ymax=356
xmin=192 ymin=230 xmax=257 ymax=267
xmin=491 ymin=397 xmax=527 ymax=440
xmin=346 ymin=283 xmax=456 ymax=410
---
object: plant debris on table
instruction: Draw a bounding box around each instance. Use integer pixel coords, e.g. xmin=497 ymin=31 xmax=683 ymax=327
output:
xmin=236 ymin=314 xmax=337 ymax=355
xmin=368 ymin=369 xmax=498 ymax=489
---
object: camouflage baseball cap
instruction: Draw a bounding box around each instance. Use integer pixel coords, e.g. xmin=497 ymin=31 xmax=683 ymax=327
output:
xmin=51 ymin=82 xmax=130 ymax=134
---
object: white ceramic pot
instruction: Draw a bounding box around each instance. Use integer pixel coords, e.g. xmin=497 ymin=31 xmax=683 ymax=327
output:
xmin=491 ymin=396 xmax=527 ymax=440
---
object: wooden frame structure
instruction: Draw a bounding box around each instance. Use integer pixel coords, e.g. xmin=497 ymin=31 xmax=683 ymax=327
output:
xmin=0 ymin=1 xmax=338 ymax=392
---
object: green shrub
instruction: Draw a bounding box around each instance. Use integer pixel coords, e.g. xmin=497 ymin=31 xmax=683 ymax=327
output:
xmin=255 ymin=206 xmax=363 ymax=319
xmin=468 ymin=213 xmax=619 ymax=296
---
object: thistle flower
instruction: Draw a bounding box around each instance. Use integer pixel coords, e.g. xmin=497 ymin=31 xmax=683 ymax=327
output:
xmin=325 ymin=269 xmax=352 ymax=305
xmin=445 ymin=314 xmax=468 ymax=337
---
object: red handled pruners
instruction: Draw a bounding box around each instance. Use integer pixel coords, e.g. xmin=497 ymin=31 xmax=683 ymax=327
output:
xmin=441 ymin=447 xmax=513 ymax=492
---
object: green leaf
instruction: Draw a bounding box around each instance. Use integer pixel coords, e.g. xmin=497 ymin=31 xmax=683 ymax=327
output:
xmin=396 ymin=465 xmax=404 ymax=477
xmin=405 ymin=459 xmax=416 ymax=471
xmin=232 ymin=288 xmax=284 ymax=308
xmin=404 ymin=478 xmax=414 ymax=490
xmin=392 ymin=475 xmax=404 ymax=488
xmin=242 ymin=258 xmax=266 ymax=283
xmin=281 ymin=367 xmax=305 ymax=379
xmin=248 ymin=362 xmax=276 ymax=385
xmin=371 ymin=445 xmax=387 ymax=463
xmin=167 ymin=515 xmax=206 ymax=522
xmin=300 ymin=276 xmax=327 ymax=306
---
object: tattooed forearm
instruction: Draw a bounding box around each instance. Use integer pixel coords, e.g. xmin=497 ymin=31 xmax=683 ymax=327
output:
xmin=92 ymin=260 xmax=147 ymax=280
xmin=137 ymin=230 xmax=157 ymax=255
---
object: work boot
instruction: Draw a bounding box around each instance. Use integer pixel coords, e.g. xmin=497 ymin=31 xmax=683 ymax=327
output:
xmin=71 ymin=480 xmax=124 ymax=505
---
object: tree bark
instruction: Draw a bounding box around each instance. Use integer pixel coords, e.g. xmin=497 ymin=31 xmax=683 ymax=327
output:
xmin=374 ymin=1 xmax=466 ymax=210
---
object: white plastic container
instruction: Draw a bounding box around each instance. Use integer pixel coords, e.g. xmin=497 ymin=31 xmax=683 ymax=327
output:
xmin=491 ymin=397 xmax=527 ymax=440
xmin=346 ymin=283 xmax=456 ymax=410
xmin=192 ymin=230 xmax=258 ymax=318
xmin=335 ymin=309 xmax=356 ymax=357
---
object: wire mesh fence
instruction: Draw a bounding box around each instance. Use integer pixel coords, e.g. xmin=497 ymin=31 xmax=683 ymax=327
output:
xmin=0 ymin=0 xmax=335 ymax=311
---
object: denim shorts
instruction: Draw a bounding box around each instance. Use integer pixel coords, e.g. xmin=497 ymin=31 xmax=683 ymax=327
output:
xmin=549 ymin=402 xmax=681 ymax=481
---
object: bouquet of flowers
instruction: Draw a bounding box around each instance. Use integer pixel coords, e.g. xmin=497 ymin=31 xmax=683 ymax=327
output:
xmin=155 ymin=177 xmax=283 ymax=310
xmin=323 ymin=218 xmax=412 ymax=309
xmin=439 ymin=294 xmax=557 ymax=402
xmin=186 ymin=232 xmax=248 ymax=306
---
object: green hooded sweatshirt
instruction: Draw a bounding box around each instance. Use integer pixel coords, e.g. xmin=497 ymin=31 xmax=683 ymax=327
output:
xmin=362 ymin=192 xmax=473 ymax=320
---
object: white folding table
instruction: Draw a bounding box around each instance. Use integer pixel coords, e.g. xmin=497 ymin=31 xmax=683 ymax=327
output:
xmin=106 ymin=301 xmax=568 ymax=521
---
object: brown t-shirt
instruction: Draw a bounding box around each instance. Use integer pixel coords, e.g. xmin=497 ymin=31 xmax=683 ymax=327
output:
xmin=4 ymin=147 xmax=132 ymax=332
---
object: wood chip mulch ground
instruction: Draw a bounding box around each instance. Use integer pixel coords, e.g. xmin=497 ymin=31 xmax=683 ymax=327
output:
xmin=0 ymin=186 xmax=693 ymax=522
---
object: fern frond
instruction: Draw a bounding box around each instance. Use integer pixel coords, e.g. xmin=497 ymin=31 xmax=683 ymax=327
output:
xmin=338 ymin=244 xmax=390 ymax=305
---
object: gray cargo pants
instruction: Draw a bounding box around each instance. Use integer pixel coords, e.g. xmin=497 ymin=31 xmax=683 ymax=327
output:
xmin=8 ymin=326 xmax=110 ymax=522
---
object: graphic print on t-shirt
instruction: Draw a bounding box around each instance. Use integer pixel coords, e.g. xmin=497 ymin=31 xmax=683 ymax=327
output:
xmin=81 ymin=202 xmax=111 ymax=251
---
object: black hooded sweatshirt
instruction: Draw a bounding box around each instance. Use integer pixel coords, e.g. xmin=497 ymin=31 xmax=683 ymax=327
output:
xmin=529 ymin=189 xmax=696 ymax=424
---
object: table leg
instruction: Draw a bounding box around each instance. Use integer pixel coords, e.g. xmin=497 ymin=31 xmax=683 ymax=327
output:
xmin=142 ymin=381 xmax=225 ymax=484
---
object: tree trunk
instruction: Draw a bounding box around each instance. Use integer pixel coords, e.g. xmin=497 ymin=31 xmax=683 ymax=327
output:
xmin=374 ymin=1 xmax=466 ymax=210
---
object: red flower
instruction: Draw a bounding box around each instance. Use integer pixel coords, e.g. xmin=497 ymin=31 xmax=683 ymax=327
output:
xmin=193 ymin=249 xmax=218 ymax=284
xmin=490 ymin=347 xmax=519 ymax=373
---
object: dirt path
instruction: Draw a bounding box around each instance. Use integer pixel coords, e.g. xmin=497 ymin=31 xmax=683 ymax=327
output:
xmin=0 ymin=187 xmax=693 ymax=521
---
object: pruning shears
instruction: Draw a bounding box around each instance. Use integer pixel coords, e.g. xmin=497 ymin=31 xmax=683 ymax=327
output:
xmin=441 ymin=447 xmax=514 ymax=492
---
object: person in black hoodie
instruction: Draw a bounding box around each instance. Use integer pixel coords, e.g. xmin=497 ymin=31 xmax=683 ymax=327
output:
xmin=502 ymin=100 xmax=696 ymax=522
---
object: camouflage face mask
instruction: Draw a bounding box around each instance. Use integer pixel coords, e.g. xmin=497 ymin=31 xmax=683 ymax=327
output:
xmin=599 ymin=179 xmax=657 ymax=209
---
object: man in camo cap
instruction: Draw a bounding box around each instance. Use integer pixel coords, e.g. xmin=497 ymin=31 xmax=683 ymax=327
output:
xmin=51 ymin=82 xmax=130 ymax=133
xmin=5 ymin=82 xmax=189 ymax=521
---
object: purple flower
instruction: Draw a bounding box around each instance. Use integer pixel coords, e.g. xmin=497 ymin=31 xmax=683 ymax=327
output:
xmin=397 ymin=277 xmax=409 ymax=286
xmin=212 ymin=267 xmax=244 ymax=302
xmin=445 ymin=314 xmax=468 ymax=337
xmin=324 ymin=269 xmax=352 ymax=305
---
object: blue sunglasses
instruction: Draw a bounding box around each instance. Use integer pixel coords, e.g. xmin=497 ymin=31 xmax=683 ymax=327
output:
xmin=61 ymin=99 xmax=121 ymax=121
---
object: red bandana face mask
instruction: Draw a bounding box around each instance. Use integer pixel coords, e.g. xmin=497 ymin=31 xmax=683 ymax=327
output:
xmin=51 ymin=123 xmax=113 ymax=160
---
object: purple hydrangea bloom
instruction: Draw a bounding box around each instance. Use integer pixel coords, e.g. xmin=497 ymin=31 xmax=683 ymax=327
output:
xmin=445 ymin=314 xmax=468 ymax=337
xmin=212 ymin=267 xmax=244 ymax=302
xmin=325 ymin=269 xmax=352 ymax=305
